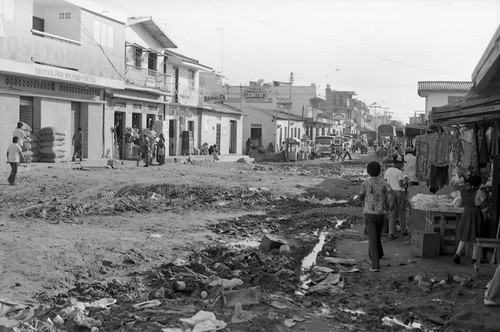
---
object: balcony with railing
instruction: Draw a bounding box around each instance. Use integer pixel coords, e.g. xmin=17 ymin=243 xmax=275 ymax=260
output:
xmin=125 ymin=64 xmax=171 ymax=93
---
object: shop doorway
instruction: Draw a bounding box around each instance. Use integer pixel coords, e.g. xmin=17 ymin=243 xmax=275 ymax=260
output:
xmin=114 ymin=112 xmax=125 ymax=159
xmin=251 ymin=127 xmax=262 ymax=150
xmin=146 ymin=114 xmax=155 ymax=129
xmin=71 ymin=102 xmax=82 ymax=157
xmin=19 ymin=97 xmax=34 ymax=130
xmin=132 ymin=113 xmax=142 ymax=131
xmin=216 ymin=123 xmax=221 ymax=151
xmin=229 ymin=120 xmax=237 ymax=154
xmin=169 ymin=119 xmax=176 ymax=156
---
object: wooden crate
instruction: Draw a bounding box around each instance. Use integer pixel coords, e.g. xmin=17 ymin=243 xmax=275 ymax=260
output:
xmin=411 ymin=230 xmax=441 ymax=257
xmin=425 ymin=211 xmax=461 ymax=255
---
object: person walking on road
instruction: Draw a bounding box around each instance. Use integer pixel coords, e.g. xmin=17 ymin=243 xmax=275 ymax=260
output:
xmin=359 ymin=161 xmax=396 ymax=272
xmin=342 ymin=147 xmax=352 ymax=161
xmin=7 ymin=136 xmax=22 ymax=186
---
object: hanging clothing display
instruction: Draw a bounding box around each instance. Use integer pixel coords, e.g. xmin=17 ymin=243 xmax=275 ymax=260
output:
xmin=427 ymin=131 xmax=455 ymax=167
xmin=460 ymin=127 xmax=478 ymax=175
xmin=415 ymin=134 xmax=430 ymax=181
xmin=479 ymin=126 xmax=490 ymax=168
xmin=429 ymin=165 xmax=449 ymax=193
xmin=487 ymin=125 xmax=500 ymax=157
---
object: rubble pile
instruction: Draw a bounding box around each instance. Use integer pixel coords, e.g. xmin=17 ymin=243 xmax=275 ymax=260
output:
xmin=9 ymin=185 xmax=293 ymax=221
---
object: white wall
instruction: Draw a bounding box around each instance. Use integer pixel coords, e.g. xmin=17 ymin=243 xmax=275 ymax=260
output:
xmin=0 ymin=94 xmax=21 ymax=164
xmin=200 ymin=112 xmax=242 ymax=154
xmin=425 ymin=92 xmax=468 ymax=112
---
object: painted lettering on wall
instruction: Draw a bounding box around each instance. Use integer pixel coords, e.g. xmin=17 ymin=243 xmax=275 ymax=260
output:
xmin=169 ymin=106 xmax=194 ymax=117
xmin=242 ymin=88 xmax=268 ymax=102
xmin=204 ymin=94 xmax=226 ymax=103
xmin=34 ymin=66 xmax=97 ymax=84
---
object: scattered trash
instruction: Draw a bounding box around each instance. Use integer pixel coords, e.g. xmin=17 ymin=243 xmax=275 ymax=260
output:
xmin=259 ymin=235 xmax=286 ymax=252
xmin=180 ymin=311 xmax=227 ymax=332
xmin=382 ymin=316 xmax=423 ymax=330
xmin=307 ymin=273 xmax=344 ymax=295
xmin=223 ymin=287 xmax=262 ymax=307
xmin=323 ymin=257 xmax=356 ymax=266
xmin=231 ymin=303 xmax=256 ymax=323
xmin=83 ymin=298 xmax=116 ymax=310
xmin=207 ymin=277 xmax=244 ymax=289
xmin=132 ymin=299 xmax=161 ymax=310
xmin=284 ymin=318 xmax=296 ymax=327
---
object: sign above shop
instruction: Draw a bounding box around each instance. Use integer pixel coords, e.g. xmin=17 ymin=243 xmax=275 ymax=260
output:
xmin=169 ymin=105 xmax=195 ymax=117
xmin=242 ymin=88 xmax=272 ymax=103
xmin=204 ymin=94 xmax=226 ymax=103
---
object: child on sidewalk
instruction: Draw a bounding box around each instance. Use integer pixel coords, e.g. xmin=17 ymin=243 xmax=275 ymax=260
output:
xmin=359 ymin=161 xmax=396 ymax=272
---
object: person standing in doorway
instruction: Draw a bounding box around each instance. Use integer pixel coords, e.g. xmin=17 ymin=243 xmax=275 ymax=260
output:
xmin=72 ymin=127 xmax=83 ymax=162
xmin=246 ymin=138 xmax=252 ymax=155
xmin=7 ymin=137 xmax=22 ymax=186
xmin=359 ymin=161 xmax=396 ymax=272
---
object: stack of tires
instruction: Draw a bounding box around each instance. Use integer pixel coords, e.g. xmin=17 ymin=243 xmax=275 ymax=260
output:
xmin=39 ymin=127 xmax=66 ymax=163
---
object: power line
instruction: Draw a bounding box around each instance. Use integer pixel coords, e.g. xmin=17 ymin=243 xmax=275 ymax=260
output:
xmin=191 ymin=0 xmax=468 ymax=79
xmin=64 ymin=2 xmax=126 ymax=81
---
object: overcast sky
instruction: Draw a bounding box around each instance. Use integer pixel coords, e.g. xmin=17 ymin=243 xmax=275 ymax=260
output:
xmin=92 ymin=0 xmax=499 ymax=122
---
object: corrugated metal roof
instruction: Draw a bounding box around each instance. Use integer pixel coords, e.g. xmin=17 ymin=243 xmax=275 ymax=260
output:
xmin=417 ymin=81 xmax=472 ymax=96
xmin=202 ymin=103 xmax=242 ymax=115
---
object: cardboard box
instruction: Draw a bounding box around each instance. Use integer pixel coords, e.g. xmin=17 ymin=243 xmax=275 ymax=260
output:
xmin=411 ymin=230 xmax=441 ymax=258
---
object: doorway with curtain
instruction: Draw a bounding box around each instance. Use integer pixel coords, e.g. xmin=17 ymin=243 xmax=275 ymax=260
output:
xmin=229 ymin=120 xmax=237 ymax=154
xmin=169 ymin=119 xmax=176 ymax=156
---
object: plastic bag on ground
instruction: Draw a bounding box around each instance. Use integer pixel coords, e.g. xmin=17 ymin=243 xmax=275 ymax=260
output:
xmin=180 ymin=310 xmax=227 ymax=331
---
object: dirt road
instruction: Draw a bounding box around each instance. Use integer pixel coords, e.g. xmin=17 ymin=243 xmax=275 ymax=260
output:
xmin=0 ymin=157 xmax=499 ymax=331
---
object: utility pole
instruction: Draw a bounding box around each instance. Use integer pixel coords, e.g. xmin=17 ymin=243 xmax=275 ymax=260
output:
xmin=287 ymin=72 xmax=294 ymax=161
xmin=217 ymin=27 xmax=225 ymax=73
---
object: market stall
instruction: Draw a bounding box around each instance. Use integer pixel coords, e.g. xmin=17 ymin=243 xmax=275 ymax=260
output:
xmin=410 ymin=194 xmax=464 ymax=254
xmin=425 ymin=24 xmax=500 ymax=263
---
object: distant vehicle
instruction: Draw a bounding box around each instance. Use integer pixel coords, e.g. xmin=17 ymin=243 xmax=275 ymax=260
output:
xmin=315 ymin=135 xmax=335 ymax=157
xmin=377 ymin=124 xmax=396 ymax=139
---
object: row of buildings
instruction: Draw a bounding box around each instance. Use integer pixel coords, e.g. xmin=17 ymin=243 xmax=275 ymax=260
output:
xmin=1 ymin=0 xmax=465 ymax=164
xmin=0 ymin=0 xmax=389 ymax=164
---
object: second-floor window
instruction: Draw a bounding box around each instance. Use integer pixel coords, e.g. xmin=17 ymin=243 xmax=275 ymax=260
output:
xmin=33 ymin=16 xmax=45 ymax=32
xmin=93 ymin=20 xmax=115 ymax=48
xmin=188 ymin=70 xmax=195 ymax=90
xmin=134 ymin=48 xmax=142 ymax=67
xmin=148 ymin=53 xmax=157 ymax=75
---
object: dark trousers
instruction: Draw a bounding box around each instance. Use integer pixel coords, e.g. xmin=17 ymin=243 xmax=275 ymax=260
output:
xmin=342 ymin=150 xmax=352 ymax=160
xmin=365 ymin=214 xmax=385 ymax=269
xmin=72 ymin=145 xmax=82 ymax=161
xmin=8 ymin=162 xmax=18 ymax=185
